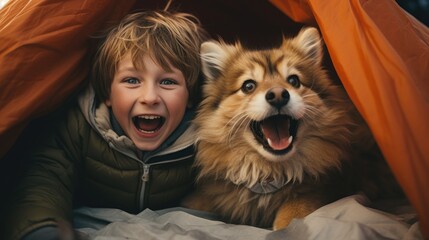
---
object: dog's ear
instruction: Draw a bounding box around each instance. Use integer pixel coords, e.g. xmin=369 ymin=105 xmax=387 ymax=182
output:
xmin=200 ymin=40 xmax=239 ymax=81
xmin=289 ymin=27 xmax=323 ymax=66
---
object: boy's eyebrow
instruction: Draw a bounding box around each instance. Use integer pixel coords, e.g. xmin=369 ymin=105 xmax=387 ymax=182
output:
xmin=117 ymin=65 xmax=138 ymax=72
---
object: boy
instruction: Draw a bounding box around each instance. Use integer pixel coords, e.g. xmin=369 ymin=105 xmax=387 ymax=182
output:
xmin=4 ymin=9 xmax=208 ymax=240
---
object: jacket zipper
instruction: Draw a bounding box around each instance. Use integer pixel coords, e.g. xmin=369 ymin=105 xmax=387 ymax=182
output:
xmin=139 ymin=164 xmax=150 ymax=210
xmin=138 ymin=154 xmax=193 ymax=211
xmin=107 ymin=140 xmax=193 ymax=211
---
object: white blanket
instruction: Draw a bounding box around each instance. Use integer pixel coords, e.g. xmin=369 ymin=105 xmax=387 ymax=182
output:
xmin=74 ymin=194 xmax=422 ymax=240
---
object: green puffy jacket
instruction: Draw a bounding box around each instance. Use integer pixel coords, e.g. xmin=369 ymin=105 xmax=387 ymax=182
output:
xmin=5 ymin=87 xmax=196 ymax=240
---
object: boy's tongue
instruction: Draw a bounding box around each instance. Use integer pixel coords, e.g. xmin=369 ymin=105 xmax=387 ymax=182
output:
xmin=261 ymin=116 xmax=291 ymax=150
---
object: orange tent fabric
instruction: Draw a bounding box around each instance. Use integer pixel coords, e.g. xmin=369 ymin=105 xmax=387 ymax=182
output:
xmin=271 ymin=0 xmax=429 ymax=237
xmin=0 ymin=0 xmax=137 ymax=158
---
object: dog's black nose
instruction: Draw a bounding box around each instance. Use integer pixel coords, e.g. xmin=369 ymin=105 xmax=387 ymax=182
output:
xmin=265 ymin=87 xmax=290 ymax=109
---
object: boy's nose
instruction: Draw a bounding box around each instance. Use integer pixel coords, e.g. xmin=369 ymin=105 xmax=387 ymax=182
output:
xmin=138 ymin=85 xmax=160 ymax=105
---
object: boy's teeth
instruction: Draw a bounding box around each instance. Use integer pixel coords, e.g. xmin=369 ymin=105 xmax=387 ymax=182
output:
xmin=138 ymin=115 xmax=160 ymax=119
xmin=133 ymin=115 xmax=164 ymax=132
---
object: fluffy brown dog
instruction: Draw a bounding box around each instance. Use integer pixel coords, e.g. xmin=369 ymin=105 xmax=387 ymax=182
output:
xmin=183 ymin=27 xmax=399 ymax=230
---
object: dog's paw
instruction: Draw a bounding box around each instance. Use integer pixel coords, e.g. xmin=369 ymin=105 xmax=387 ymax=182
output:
xmin=273 ymin=198 xmax=319 ymax=230
xmin=273 ymin=215 xmax=295 ymax=230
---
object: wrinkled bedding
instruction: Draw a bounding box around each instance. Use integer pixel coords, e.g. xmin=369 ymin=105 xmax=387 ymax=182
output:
xmin=74 ymin=194 xmax=422 ymax=240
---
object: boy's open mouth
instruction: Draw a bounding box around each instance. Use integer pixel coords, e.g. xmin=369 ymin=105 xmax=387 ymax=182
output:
xmin=133 ymin=115 xmax=165 ymax=133
xmin=250 ymin=114 xmax=298 ymax=155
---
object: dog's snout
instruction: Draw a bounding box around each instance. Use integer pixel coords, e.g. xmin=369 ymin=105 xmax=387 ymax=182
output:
xmin=265 ymin=87 xmax=290 ymax=109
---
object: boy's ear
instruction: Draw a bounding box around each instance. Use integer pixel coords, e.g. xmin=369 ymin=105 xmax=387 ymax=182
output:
xmin=200 ymin=40 xmax=240 ymax=81
xmin=105 ymin=99 xmax=111 ymax=107
xmin=288 ymin=27 xmax=323 ymax=66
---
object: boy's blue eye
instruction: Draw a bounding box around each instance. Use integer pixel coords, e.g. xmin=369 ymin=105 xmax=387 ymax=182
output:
xmin=160 ymin=78 xmax=177 ymax=85
xmin=124 ymin=77 xmax=139 ymax=84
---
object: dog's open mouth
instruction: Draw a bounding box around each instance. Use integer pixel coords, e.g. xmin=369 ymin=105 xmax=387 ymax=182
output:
xmin=250 ymin=114 xmax=298 ymax=154
xmin=133 ymin=115 xmax=165 ymax=133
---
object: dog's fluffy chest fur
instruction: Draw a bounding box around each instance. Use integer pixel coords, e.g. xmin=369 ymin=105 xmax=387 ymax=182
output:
xmin=191 ymin=173 xmax=345 ymax=228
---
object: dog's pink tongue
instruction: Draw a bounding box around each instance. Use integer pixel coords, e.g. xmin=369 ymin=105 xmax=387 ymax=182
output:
xmin=261 ymin=116 xmax=291 ymax=150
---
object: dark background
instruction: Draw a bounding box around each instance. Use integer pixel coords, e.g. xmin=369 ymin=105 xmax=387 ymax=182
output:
xmin=397 ymin=0 xmax=429 ymax=26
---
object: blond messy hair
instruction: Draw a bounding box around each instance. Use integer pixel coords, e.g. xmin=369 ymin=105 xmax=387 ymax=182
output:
xmin=92 ymin=9 xmax=208 ymax=106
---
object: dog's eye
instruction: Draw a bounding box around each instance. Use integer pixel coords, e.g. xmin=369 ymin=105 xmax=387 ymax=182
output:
xmin=287 ymin=75 xmax=300 ymax=88
xmin=241 ymin=80 xmax=257 ymax=94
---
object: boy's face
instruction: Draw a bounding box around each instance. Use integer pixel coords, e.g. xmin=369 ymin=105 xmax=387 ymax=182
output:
xmin=106 ymin=53 xmax=189 ymax=151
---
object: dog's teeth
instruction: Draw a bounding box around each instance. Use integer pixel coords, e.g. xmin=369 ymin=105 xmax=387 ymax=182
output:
xmin=288 ymin=136 xmax=293 ymax=144
xmin=267 ymin=138 xmax=273 ymax=147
